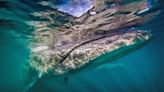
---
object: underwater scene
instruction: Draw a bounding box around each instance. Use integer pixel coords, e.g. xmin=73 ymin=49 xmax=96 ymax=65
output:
xmin=0 ymin=0 xmax=164 ymax=92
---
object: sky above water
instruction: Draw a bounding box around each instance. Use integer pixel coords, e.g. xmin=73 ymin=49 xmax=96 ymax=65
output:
xmin=49 ymin=0 xmax=94 ymax=17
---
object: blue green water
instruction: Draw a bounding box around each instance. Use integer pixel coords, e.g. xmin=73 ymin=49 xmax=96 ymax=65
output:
xmin=0 ymin=0 xmax=164 ymax=92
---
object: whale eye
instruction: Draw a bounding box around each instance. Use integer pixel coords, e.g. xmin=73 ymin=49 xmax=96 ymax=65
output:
xmin=137 ymin=31 xmax=148 ymax=36
xmin=141 ymin=32 xmax=147 ymax=36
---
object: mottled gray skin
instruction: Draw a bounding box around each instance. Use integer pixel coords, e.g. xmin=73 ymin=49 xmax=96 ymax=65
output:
xmin=28 ymin=0 xmax=155 ymax=78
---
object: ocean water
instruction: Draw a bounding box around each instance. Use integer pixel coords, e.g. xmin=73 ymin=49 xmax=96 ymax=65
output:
xmin=0 ymin=0 xmax=164 ymax=92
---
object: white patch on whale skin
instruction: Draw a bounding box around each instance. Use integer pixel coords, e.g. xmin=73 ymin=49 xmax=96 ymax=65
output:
xmin=32 ymin=46 xmax=49 ymax=52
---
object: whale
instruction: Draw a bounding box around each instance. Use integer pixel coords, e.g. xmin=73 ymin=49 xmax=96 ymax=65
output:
xmin=0 ymin=0 xmax=158 ymax=91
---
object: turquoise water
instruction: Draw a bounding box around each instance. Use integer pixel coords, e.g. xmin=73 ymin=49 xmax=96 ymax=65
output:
xmin=0 ymin=0 xmax=164 ymax=92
